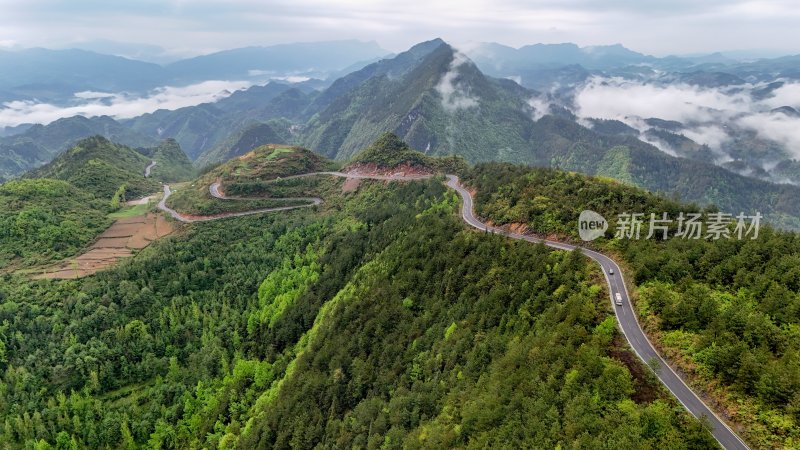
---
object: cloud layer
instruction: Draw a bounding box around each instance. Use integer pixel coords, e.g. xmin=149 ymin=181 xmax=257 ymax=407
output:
xmin=574 ymin=77 xmax=800 ymax=160
xmin=0 ymin=80 xmax=251 ymax=127
xmin=3 ymin=0 xmax=800 ymax=57
xmin=436 ymin=51 xmax=479 ymax=111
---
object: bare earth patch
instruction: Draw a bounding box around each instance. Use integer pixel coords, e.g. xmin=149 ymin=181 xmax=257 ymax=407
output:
xmin=345 ymin=162 xmax=434 ymax=178
xmin=341 ymin=178 xmax=361 ymax=193
xmin=34 ymin=213 xmax=175 ymax=279
xmin=126 ymin=195 xmax=154 ymax=206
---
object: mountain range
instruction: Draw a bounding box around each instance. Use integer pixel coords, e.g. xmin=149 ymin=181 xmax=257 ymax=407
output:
xmin=0 ymin=40 xmax=389 ymax=105
xmin=3 ymin=38 xmax=800 ymax=228
xmin=463 ymin=41 xmax=800 ymax=91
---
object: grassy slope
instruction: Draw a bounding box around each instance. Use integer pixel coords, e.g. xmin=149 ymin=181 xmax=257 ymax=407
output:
xmin=350 ymin=132 xmax=468 ymax=174
xmin=193 ymin=121 xmax=292 ymax=168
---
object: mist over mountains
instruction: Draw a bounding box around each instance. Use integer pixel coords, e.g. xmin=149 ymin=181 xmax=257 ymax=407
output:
xmin=3 ymin=37 xmax=800 ymax=227
xmin=0 ymin=40 xmax=390 ymax=109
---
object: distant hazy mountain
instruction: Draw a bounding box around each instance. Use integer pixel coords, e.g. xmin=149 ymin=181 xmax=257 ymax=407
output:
xmin=165 ymin=40 xmax=390 ymax=84
xmin=53 ymin=39 xmax=178 ymax=64
xmin=468 ymin=42 xmax=653 ymax=70
xmin=125 ymin=81 xmax=313 ymax=160
xmin=0 ymin=41 xmax=389 ymax=105
xmin=0 ymin=48 xmax=165 ymax=104
xmin=0 ymin=115 xmax=157 ymax=181
xmin=463 ymin=42 xmax=654 ymax=90
xmin=463 ymin=42 xmax=800 ymax=92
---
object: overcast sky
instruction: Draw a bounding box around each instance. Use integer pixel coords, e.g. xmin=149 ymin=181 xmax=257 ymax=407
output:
xmin=1 ymin=0 xmax=799 ymax=59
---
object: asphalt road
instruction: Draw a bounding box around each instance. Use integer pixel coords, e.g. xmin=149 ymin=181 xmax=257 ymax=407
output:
xmin=154 ymin=170 xmax=749 ymax=449
xmin=145 ymin=160 xmax=156 ymax=178
xmin=158 ymin=172 xmax=432 ymax=223
xmin=445 ymin=175 xmax=749 ymax=450
xmin=157 ymin=184 xmax=321 ymax=223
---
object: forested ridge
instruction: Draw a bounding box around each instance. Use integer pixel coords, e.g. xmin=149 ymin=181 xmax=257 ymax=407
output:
xmin=165 ymin=145 xmax=340 ymax=216
xmin=465 ymin=162 xmax=800 ymax=448
xmin=0 ymin=167 xmax=717 ymax=448
xmin=0 ymin=179 xmax=112 ymax=268
xmin=0 ymin=136 xmax=197 ymax=271
xmin=25 ymin=136 xmax=160 ymax=200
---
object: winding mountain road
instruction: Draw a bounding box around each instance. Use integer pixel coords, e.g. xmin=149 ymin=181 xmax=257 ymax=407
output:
xmin=445 ymin=175 xmax=748 ymax=450
xmin=145 ymin=160 xmax=157 ymax=177
xmin=157 ymin=171 xmax=433 ymax=223
xmin=156 ymin=171 xmax=748 ymax=449
xmin=158 ymin=184 xmax=322 ymax=223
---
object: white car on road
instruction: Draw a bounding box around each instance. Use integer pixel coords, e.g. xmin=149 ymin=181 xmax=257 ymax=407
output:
xmin=615 ymin=293 xmax=623 ymax=306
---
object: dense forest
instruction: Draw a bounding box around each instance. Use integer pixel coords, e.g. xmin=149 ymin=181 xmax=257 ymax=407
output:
xmin=0 ymin=169 xmax=716 ymax=448
xmin=351 ymin=132 xmax=468 ymax=174
xmin=26 ymin=136 xmax=194 ymax=200
xmin=25 ymin=136 xmax=160 ymax=199
xmin=465 ymin=163 xmax=800 ymax=448
xmin=0 ymin=179 xmax=112 ymax=268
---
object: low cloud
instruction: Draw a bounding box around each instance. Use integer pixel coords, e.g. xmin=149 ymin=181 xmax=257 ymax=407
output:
xmin=762 ymin=83 xmax=800 ymax=109
xmin=575 ymin=77 xmax=751 ymax=123
xmin=436 ymin=50 xmax=479 ymax=112
xmin=573 ymin=76 xmax=800 ymax=160
xmin=737 ymin=112 xmax=800 ymax=152
xmin=528 ymin=96 xmax=552 ymax=121
xmin=0 ymin=80 xmax=252 ymax=128
xmin=682 ymin=125 xmax=732 ymax=151
xmin=270 ymin=75 xmax=312 ymax=83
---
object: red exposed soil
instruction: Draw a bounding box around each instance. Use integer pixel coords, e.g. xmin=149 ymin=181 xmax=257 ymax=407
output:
xmin=341 ymin=178 xmax=361 ymax=193
xmin=345 ymin=162 xmax=434 ymax=178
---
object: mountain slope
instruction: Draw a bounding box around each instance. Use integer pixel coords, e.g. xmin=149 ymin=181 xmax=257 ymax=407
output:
xmin=27 ymin=135 xmax=160 ymax=198
xmin=521 ymin=115 xmax=800 ymax=228
xmin=0 ymin=150 xmax=717 ymax=448
xmin=165 ymin=40 xmax=389 ymax=84
xmin=194 ymin=122 xmax=292 ymax=168
xmin=351 ymin=132 xmax=467 ymax=173
xmin=0 ymin=115 xmax=157 ymax=180
xmin=125 ymin=104 xmax=231 ymax=160
xmin=465 ymin=162 xmax=800 ymax=448
xmin=0 ymin=139 xmax=50 ymax=182
xmin=134 ymin=138 xmax=195 ymax=182
xmin=126 ymin=83 xmax=312 ymax=161
xmin=302 ymin=40 xmax=536 ymax=162
xmin=0 ymin=178 xmax=111 ymax=268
